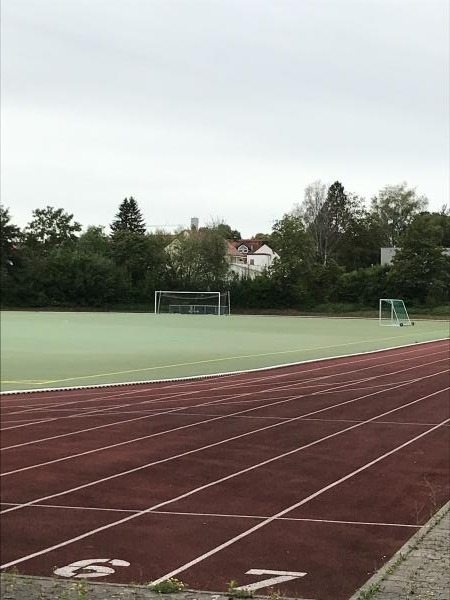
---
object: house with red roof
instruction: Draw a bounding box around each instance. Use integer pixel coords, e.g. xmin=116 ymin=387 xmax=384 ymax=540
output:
xmin=226 ymin=239 xmax=279 ymax=279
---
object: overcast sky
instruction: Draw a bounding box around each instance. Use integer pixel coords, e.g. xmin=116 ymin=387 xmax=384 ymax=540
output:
xmin=2 ymin=0 xmax=449 ymax=237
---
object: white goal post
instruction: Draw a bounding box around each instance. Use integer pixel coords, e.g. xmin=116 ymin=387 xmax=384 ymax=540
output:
xmin=379 ymin=298 xmax=414 ymax=327
xmin=154 ymin=290 xmax=231 ymax=315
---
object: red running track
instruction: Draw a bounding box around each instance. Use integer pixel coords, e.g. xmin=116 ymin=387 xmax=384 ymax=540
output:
xmin=1 ymin=340 xmax=449 ymax=600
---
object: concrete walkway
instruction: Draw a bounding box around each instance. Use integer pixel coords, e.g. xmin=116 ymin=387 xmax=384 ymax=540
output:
xmin=351 ymin=502 xmax=450 ymax=600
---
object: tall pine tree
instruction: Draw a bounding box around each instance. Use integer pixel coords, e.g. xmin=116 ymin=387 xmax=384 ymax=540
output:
xmin=111 ymin=197 xmax=146 ymax=234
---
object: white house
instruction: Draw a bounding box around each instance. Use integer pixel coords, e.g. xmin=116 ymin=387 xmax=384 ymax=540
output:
xmin=165 ymin=219 xmax=279 ymax=279
xmin=226 ymin=239 xmax=279 ymax=279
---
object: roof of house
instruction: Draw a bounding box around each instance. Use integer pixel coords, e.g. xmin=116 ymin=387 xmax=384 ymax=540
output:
xmin=228 ymin=239 xmax=269 ymax=254
xmin=225 ymin=240 xmax=243 ymax=256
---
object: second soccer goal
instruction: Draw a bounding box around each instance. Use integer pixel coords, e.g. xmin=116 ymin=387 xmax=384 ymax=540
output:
xmin=379 ymin=299 xmax=414 ymax=327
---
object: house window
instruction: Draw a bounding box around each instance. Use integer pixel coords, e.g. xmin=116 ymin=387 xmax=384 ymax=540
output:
xmin=249 ymin=259 xmax=254 ymax=265
xmin=238 ymin=245 xmax=249 ymax=253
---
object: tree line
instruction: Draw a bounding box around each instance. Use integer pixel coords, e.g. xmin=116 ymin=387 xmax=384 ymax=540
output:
xmin=1 ymin=182 xmax=449 ymax=312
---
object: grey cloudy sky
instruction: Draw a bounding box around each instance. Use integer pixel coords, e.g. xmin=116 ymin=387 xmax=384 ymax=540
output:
xmin=2 ymin=0 xmax=449 ymax=237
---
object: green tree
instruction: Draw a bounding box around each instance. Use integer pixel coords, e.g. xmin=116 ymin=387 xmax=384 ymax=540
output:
xmin=111 ymin=197 xmax=146 ymax=234
xmin=166 ymin=229 xmax=228 ymax=288
xmin=335 ymin=204 xmax=385 ymax=270
xmin=298 ymin=180 xmax=354 ymax=265
xmin=24 ymin=206 xmax=82 ymax=249
xmin=110 ymin=231 xmax=168 ymax=301
xmin=0 ymin=206 xmax=21 ymax=271
xmin=77 ymin=226 xmax=111 ymax=256
xmin=269 ymin=213 xmax=315 ymax=307
xmin=200 ymin=220 xmax=241 ymax=241
xmin=371 ymin=183 xmax=428 ymax=246
xmin=387 ymin=213 xmax=450 ymax=305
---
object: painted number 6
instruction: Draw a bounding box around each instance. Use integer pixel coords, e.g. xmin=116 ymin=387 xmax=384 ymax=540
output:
xmin=54 ymin=558 xmax=130 ymax=579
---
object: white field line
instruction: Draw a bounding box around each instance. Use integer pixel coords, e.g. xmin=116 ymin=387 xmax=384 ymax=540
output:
xmin=2 ymin=336 xmax=448 ymax=396
xmin=151 ymin=415 xmax=450 ymax=585
xmin=0 ymin=501 xmax=423 ymax=528
xmin=1 ymin=385 xmax=447 ymax=516
xmin=1 ymin=365 xmax=447 ymax=477
xmin=1 ymin=395 xmax=447 ymax=571
xmin=1 ymin=344 xmax=445 ymax=422
xmin=1 ymin=352 xmax=447 ymax=452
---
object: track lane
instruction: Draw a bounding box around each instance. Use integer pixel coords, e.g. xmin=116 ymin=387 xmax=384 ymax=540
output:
xmin=1 ymin=340 xmax=448 ymax=599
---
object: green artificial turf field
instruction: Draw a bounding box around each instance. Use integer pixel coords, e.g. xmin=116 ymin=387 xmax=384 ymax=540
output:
xmin=1 ymin=311 xmax=448 ymax=392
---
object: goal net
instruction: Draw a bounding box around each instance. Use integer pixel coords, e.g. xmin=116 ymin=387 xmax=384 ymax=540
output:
xmin=379 ymin=299 xmax=413 ymax=327
xmin=154 ymin=291 xmax=231 ymax=315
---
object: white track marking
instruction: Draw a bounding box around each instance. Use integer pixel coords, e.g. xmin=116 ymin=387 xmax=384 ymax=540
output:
xmin=150 ymin=416 xmax=450 ymax=585
xmin=0 ymin=391 xmax=447 ymax=569
xmin=0 ymin=502 xmax=423 ymax=528
xmin=54 ymin=558 xmax=130 ymax=578
xmin=1 ymin=377 xmax=421 ymax=417
xmin=2 ymin=344 xmax=445 ymax=428
xmin=236 ymin=569 xmax=307 ymax=592
xmin=2 ymin=347 xmax=446 ymax=433
xmin=0 ymin=377 xmax=415 ymax=412
xmin=2 ymin=354 xmax=446 ymax=453
xmin=2 ymin=367 xmax=446 ymax=477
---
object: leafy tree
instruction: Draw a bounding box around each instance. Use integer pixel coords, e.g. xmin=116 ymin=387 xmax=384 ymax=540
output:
xmin=201 ymin=220 xmax=241 ymax=241
xmin=77 ymin=226 xmax=111 ymax=256
xmin=0 ymin=206 xmax=21 ymax=271
xmin=338 ymin=265 xmax=389 ymax=305
xmin=166 ymin=229 xmax=228 ymax=288
xmin=269 ymin=213 xmax=315 ymax=307
xmin=335 ymin=203 xmax=385 ymax=270
xmin=387 ymin=213 xmax=450 ymax=305
xmin=297 ymin=180 xmax=354 ymax=265
xmin=253 ymin=232 xmax=272 ymax=241
xmin=110 ymin=230 xmax=167 ymax=294
xmin=111 ymin=197 xmax=146 ymax=234
xmin=370 ymin=183 xmax=428 ymax=246
xmin=403 ymin=210 xmax=450 ymax=248
xmin=24 ymin=206 xmax=82 ymax=249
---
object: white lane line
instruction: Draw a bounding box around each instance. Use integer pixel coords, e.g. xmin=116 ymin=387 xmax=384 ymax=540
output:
xmin=150 ymin=416 xmax=450 ymax=585
xmin=0 ymin=378 xmax=422 ymax=417
xmin=2 ymin=367 xmax=446 ymax=478
xmin=0 ymin=378 xmax=417 ymax=412
xmin=2 ymin=354 xmax=446 ymax=452
xmin=0 ymin=502 xmax=423 ymax=528
xmin=1 ymin=389 xmax=447 ymax=569
xmin=2 ymin=345 xmax=445 ymax=428
xmin=0 ymin=370 xmax=382 ymax=449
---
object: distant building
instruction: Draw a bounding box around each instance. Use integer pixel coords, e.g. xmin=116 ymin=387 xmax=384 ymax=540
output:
xmin=226 ymin=239 xmax=279 ymax=279
xmin=380 ymin=247 xmax=399 ymax=265
xmin=381 ymin=247 xmax=450 ymax=265
xmin=165 ymin=219 xmax=279 ymax=279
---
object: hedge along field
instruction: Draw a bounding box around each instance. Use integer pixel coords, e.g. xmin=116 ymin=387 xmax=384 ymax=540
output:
xmin=1 ymin=311 xmax=448 ymax=392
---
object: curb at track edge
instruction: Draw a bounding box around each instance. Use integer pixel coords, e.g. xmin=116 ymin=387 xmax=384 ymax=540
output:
xmin=1 ymin=337 xmax=449 ymax=396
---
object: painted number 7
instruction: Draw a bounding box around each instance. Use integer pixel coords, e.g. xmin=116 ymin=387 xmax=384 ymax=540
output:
xmin=235 ymin=569 xmax=307 ymax=592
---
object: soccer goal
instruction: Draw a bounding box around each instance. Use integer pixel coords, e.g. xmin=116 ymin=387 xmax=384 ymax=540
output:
xmin=154 ymin=291 xmax=231 ymax=315
xmin=379 ymin=299 xmax=414 ymax=327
